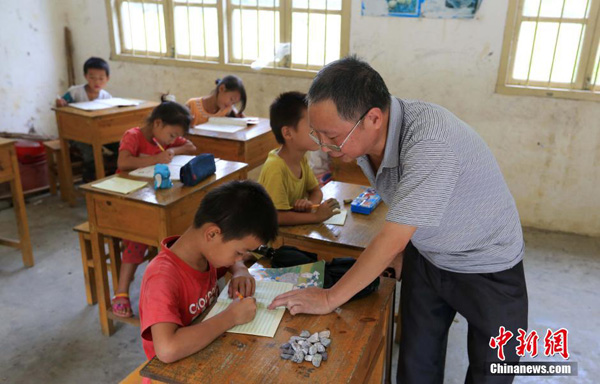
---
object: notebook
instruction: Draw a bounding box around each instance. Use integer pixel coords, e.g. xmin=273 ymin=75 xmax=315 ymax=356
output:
xmin=129 ymin=155 xmax=196 ymax=181
xmin=69 ymin=98 xmax=141 ymax=111
xmin=203 ymin=280 xmax=293 ymax=337
xmin=324 ymin=209 xmax=348 ymax=226
xmin=192 ymin=116 xmax=260 ymax=134
xmin=91 ymin=177 xmax=147 ymax=194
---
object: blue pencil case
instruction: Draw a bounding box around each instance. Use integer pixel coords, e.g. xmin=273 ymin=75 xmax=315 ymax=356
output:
xmin=350 ymin=188 xmax=382 ymax=215
xmin=180 ymin=153 xmax=216 ymax=187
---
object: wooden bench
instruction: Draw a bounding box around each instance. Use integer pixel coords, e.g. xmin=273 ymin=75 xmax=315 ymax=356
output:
xmin=75 ymin=221 xmax=159 ymax=328
xmin=73 ymin=222 xmax=121 ymax=306
xmin=44 ymin=140 xmax=82 ymax=201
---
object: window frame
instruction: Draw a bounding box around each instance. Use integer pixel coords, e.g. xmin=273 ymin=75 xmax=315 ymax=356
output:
xmin=105 ymin=0 xmax=351 ymax=78
xmin=497 ymin=0 xmax=600 ymax=101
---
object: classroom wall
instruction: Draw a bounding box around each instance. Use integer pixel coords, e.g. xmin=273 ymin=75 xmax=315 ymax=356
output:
xmin=0 ymin=0 xmax=69 ymax=137
xmin=6 ymin=0 xmax=600 ymax=236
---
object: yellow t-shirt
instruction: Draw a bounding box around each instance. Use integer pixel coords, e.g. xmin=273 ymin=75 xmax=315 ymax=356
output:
xmin=258 ymin=149 xmax=319 ymax=210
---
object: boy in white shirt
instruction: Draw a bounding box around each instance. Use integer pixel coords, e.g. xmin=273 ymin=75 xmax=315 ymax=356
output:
xmin=56 ymin=57 xmax=117 ymax=181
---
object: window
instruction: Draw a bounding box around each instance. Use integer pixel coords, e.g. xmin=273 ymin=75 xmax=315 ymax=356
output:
xmin=497 ymin=0 xmax=600 ymax=101
xmin=105 ymin=0 xmax=350 ymax=76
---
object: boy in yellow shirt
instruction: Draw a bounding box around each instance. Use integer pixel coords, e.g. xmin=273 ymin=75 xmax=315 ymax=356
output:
xmin=259 ymin=92 xmax=339 ymax=225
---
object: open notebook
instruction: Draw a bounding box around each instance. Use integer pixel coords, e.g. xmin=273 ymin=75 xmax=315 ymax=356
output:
xmin=192 ymin=117 xmax=260 ymax=134
xmin=203 ymin=280 xmax=293 ymax=337
xmin=91 ymin=177 xmax=147 ymax=194
xmin=129 ymin=155 xmax=195 ymax=181
xmin=69 ymin=98 xmax=141 ymax=111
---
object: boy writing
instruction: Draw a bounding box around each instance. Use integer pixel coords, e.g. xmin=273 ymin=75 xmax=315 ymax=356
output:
xmin=55 ymin=57 xmax=116 ymax=181
xmin=139 ymin=180 xmax=278 ymax=364
xmin=259 ymin=91 xmax=339 ymax=225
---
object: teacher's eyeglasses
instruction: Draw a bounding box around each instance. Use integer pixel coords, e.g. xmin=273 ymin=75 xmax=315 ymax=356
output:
xmin=309 ymin=109 xmax=370 ymax=152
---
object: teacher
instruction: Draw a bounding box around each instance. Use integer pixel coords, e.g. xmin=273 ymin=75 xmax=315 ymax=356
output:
xmin=269 ymin=56 xmax=528 ymax=384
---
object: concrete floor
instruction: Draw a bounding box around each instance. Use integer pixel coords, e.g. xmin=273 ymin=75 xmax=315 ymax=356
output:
xmin=0 ymin=193 xmax=598 ymax=384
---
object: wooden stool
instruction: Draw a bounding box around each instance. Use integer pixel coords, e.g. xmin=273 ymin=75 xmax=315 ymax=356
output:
xmin=44 ymin=140 xmax=82 ymax=202
xmin=73 ymin=222 xmax=121 ymax=305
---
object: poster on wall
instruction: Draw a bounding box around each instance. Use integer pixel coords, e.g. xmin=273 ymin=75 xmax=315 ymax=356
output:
xmin=362 ymin=0 xmax=482 ymax=19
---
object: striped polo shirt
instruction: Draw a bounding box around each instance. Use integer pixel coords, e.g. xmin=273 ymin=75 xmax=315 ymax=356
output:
xmin=356 ymin=97 xmax=524 ymax=273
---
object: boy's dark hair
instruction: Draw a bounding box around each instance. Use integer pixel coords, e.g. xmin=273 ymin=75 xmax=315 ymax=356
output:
xmin=146 ymin=95 xmax=193 ymax=133
xmin=84 ymin=57 xmax=110 ymax=76
xmin=215 ymin=75 xmax=247 ymax=114
xmin=307 ymin=55 xmax=390 ymax=121
xmin=269 ymin=91 xmax=307 ymax=145
xmin=193 ymin=180 xmax=278 ymax=244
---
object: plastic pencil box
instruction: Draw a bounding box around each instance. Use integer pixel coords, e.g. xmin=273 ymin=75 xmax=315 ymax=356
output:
xmin=350 ymin=188 xmax=382 ymax=215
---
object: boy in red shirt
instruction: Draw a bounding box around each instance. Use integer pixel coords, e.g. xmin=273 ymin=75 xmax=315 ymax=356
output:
xmin=139 ymin=180 xmax=278 ymax=364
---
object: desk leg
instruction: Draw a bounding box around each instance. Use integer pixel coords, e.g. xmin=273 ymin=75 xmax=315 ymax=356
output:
xmin=59 ymin=137 xmax=76 ymax=206
xmin=384 ymin=284 xmax=396 ymax=383
xmin=87 ymin=195 xmax=115 ymax=335
xmin=9 ymin=149 xmax=33 ymax=267
xmin=92 ymin=143 xmax=105 ymax=180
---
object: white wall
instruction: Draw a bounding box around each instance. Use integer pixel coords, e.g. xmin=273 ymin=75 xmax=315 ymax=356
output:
xmin=4 ymin=0 xmax=600 ymax=236
xmin=0 ymin=0 xmax=69 ymax=137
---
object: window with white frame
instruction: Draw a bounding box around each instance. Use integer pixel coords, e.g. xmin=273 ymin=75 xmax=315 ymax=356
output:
xmin=497 ymin=0 xmax=600 ymax=101
xmin=106 ymin=0 xmax=350 ymax=75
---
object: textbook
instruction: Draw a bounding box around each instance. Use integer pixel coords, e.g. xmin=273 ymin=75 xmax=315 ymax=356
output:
xmin=203 ymin=280 xmax=293 ymax=337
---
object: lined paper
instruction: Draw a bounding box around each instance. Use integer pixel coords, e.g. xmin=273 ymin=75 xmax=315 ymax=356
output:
xmin=203 ymin=280 xmax=293 ymax=337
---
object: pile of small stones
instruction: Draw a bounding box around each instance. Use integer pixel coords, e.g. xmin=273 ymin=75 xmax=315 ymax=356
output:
xmin=280 ymin=330 xmax=331 ymax=367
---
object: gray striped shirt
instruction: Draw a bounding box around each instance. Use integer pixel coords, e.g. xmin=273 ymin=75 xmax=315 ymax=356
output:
xmin=357 ymin=97 xmax=524 ymax=273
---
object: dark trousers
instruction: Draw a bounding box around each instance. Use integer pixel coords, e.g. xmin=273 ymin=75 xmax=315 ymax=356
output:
xmin=398 ymin=243 xmax=528 ymax=384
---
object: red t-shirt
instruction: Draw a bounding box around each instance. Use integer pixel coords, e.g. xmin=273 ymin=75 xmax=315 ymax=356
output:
xmin=139 ymin=236 xmax=227 ymax=360
xmin=119 ymin=127 xmax=188 ymax=158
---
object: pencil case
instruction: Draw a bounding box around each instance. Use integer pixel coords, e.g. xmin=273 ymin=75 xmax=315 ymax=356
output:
xmin=179 ymin=153 xmax=216 ymax=187
xmin=350 ymin=188 xmax=382 ymax=215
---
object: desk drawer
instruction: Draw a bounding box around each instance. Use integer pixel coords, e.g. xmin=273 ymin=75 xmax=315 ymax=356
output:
xmin=93 ymin=195 xmax=160 ymax=242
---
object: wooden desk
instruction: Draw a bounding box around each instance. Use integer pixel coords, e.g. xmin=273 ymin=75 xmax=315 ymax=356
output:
xmin=54 ymin=101 xmax=159 ymax=206
xmin=0 ymin=138 xmax=33 ymax=267
xmin=80 ymin=159 xmax=248 ymax=336
xmin=140 ymin=263 xmax=396 ymax=384
xmin=185 ymin=118 xmax=278 ymax=170
xmin=330 ymin=156 xmax=370 ymax=185
xmin=277 ymin=181 xmax=387 ymax=261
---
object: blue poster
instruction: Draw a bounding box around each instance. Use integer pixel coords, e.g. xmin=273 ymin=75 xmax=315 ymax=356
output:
xmin=362 ymin=0 xmax=482 ymax=19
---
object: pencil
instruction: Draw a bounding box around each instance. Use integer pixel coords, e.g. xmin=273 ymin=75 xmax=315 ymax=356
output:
xmin=153 ymin=138 xmax=166 ymax=152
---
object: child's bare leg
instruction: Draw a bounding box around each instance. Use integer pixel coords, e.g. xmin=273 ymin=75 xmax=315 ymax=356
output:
xmin=113 ymin=262 xmax=138 ymax=317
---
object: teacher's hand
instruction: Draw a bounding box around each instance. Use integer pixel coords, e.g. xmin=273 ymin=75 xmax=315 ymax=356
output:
xmin=268 ymin=287 xmax=334 ymax=315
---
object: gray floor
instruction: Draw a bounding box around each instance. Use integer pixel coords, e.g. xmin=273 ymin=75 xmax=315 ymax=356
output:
xmin=0 ymin=193 xmax=598 ymax=384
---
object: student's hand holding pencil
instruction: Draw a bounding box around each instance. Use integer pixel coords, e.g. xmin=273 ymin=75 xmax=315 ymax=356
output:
xmin=227 ymin=293 xmax=257 ymax=325
xmin=154 ymin=148 xmax=175 ymax=164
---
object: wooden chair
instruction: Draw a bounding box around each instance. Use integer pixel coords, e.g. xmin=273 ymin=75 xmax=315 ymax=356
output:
xmin=73 ymin=222 xmax=121 ymax=305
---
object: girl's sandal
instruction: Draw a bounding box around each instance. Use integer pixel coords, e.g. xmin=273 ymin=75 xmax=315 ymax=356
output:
xmin=111 ymin=293 xmax=133 ymax=318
